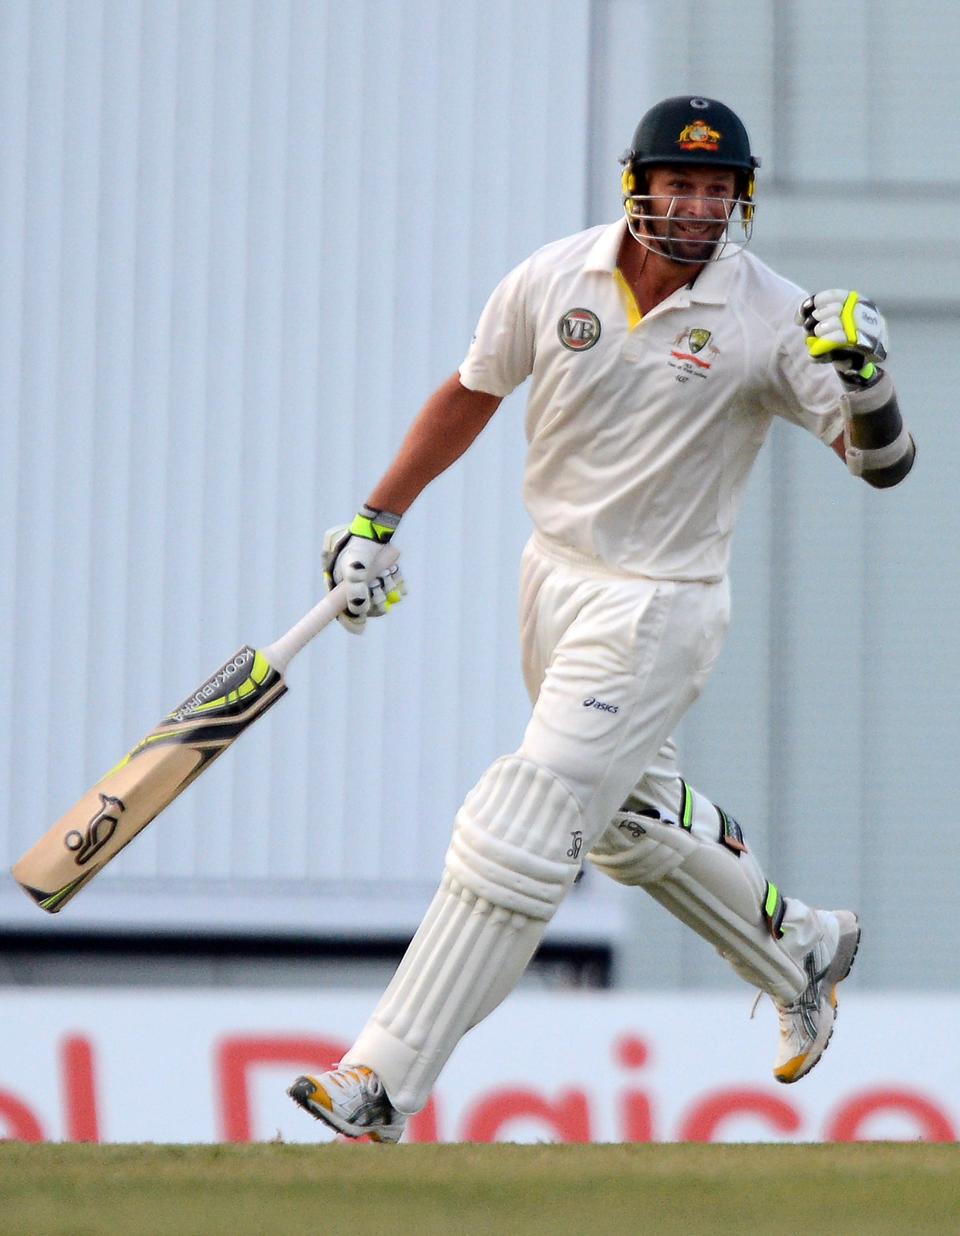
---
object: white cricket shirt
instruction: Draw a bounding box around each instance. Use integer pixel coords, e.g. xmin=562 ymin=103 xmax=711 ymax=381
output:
xmin=459 ymin=219 xmax=845 ymax=581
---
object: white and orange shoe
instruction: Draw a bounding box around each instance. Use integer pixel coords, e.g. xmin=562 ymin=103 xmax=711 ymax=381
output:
xmin=773 ymin=910 xmax=861 ymax=1083
xmin=287 ymin=1066 xmax=406 ymax=1143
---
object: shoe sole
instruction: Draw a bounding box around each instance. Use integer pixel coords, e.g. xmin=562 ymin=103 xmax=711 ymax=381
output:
xmin=286 ymin=1075 xmax=400 ymax=1143
xmin=775 ymin=911 xmax=861 ymax=1084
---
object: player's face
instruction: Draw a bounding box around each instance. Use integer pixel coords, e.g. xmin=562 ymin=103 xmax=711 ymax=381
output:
xmin=638 ymin=165 xmax=739 ymax=264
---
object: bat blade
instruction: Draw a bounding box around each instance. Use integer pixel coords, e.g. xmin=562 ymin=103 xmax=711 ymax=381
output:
xmin=12 ymin=645 xmax=287 ymax=912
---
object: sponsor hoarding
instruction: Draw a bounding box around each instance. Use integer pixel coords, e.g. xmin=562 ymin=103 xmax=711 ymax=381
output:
xmin=1 ymin=990 xmax=956 ymax=1143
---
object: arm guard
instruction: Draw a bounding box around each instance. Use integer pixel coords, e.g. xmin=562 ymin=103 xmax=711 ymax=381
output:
xmin=841 ymin=368 xmax=915 ymax=488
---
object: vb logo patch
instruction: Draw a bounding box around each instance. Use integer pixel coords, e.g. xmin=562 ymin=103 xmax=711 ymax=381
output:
xmin=558 ymin=307 xmax=601 ymax=351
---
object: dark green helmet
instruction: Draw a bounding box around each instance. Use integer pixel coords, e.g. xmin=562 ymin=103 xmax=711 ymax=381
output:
xmin=620 ymin=96 xmax=761 ymax=261
xmin=622 ymin=95 xmax=760 ymax=181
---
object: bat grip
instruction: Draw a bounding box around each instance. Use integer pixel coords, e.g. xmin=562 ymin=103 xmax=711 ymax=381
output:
xmin=260 ymin=582 xmax=350 ymax=673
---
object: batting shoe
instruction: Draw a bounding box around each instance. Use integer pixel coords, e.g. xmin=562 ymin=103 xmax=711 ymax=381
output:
xmin=287 ymin=1066 xmax=407 ymax=1143
xmin=773 ymin=909 xmax=861 ymax=1084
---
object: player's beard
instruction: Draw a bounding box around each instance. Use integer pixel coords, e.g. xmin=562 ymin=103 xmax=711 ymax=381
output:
xmin=640 ymin=215 xmax=728 ymax=265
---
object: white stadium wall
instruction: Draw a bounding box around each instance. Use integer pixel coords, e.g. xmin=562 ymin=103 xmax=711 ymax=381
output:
xmin=1 ymin=1 xmax=958 ymax=992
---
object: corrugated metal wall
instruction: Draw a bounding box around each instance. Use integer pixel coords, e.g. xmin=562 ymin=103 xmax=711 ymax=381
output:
xmin=594 ymin=0 xmax=960 ymax=990
xmin=0 ymin=0 xmax=599 ymax=937
xmin=1 ymin=0 xmax=957 ymax=989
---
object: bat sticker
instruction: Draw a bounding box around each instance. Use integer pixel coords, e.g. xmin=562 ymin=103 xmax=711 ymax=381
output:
xmin=64 ymin=793 xmax=127 ymax=865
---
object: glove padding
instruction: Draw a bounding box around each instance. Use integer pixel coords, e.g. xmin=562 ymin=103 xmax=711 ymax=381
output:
xmin=796 ymin=289 xmax=888 ymax=382
xmin=323 ymin=509 xmax=406 ymax=635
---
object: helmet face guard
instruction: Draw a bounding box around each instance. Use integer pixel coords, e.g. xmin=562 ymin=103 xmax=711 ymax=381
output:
xmin=621 ymin=187 xmax=754 ymax=263
xmin=620 ymin=96 xmax=760 ymax=263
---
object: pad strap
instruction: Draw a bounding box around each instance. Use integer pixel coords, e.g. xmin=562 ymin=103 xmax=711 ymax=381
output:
xmin=717 ymin=806 xmax=747 ymax=854
xmin=763 ymin=881 xmax=786 ymax=939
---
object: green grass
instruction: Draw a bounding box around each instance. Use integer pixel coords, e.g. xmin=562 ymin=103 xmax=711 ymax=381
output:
xmin=0 ymin=1143 xmax=958 ymax=1235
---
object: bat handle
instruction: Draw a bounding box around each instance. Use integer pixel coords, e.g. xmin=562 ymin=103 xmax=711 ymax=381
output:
xmin=260 ymin=582 xmax=350 ymax=673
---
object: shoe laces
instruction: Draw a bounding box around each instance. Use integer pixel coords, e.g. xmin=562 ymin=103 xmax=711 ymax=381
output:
xmin=750 ymin=989 xmax=801 ymax=1022
xmin=332 ymin=1066 xmax=382 ymax=1097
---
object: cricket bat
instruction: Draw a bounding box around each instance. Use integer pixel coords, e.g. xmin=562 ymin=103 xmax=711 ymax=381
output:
xmin=12 ymin=580 xmax=355 ymax=913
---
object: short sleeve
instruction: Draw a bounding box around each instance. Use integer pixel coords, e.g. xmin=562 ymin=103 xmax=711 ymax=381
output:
xmin=458 ymin=257 xmax=535 ymax=397
xmin=766 ymin=306 xmax=846 ymax=445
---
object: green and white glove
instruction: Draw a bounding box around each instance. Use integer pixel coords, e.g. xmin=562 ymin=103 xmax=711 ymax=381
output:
xmin=323 ymin=505 xmax=406 ymax=634
xmin=796 ymin=289 xmax=889 ymax=385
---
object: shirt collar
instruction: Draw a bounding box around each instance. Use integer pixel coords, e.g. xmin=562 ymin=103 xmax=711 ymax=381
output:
xmin=583 ymin=217 xmax=741 ymax=305
xmin=686 ymin=247 xmax=741 ymax=305
xmin=583 ymin=219 xmax=628 ymax=274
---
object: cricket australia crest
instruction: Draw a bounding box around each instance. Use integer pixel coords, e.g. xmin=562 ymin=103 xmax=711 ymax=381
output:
xmin=688 ymin=327 xmax=712 ymax=354
xmin=668 ymin=326 xmax=720 ymax=382
xmin=677 ymin=121 xmax=722 ymax=152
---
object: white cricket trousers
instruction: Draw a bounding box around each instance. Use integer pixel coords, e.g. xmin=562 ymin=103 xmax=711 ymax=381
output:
xmin=516 ymin=532 xmax=730 ymax=838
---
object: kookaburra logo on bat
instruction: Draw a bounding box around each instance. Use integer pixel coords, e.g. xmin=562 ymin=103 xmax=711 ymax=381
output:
xmin=64 ymin=793 xmax=126 ymax=865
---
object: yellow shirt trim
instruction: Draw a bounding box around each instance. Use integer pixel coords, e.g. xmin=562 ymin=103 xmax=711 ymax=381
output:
xmin=613 ymin=268 xmax=643 ymax=331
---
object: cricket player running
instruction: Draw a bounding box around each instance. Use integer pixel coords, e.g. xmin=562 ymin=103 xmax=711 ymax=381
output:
xmin=288 ymin=96 xmax=915 ymax=1142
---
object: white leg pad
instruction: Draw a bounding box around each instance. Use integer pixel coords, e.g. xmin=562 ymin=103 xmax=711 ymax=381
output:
xmin=344 ymin=757 xmax=581 ymax=1114
xmin=590 ymin=791 xmax=821 ymax=1002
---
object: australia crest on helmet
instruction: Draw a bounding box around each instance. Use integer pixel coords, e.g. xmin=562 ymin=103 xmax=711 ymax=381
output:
xmin=677 ymin=121 xmax=722 ymax=152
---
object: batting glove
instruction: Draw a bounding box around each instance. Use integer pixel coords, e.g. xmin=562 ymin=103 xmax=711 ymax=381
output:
xmin=323 ymin=506 xmax=406 ymax=635
xmin=796 ymin=289 xmax=889 ymax=385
